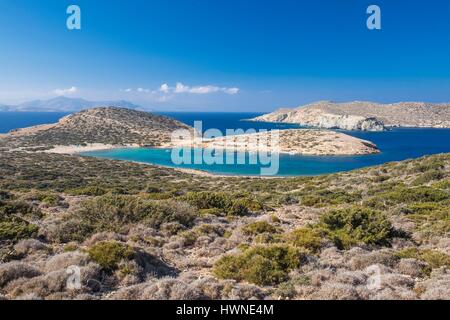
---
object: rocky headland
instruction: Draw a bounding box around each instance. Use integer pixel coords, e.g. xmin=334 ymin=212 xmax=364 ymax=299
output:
xmin=250 ymin=101 xmax=450 ymax=131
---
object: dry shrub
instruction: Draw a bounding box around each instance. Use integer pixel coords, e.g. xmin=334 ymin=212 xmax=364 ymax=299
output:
xmin=310 ymin=283 xmax=361 ymax=300
xmin=371 ymin=287 xmax=417 ymax=300
xmin=397 ymin=258 xmax=430 ymax=278
xmin=349 ymin=249 xmax=398 ymax=270
xmin=5 ymin=263 xmax=102 ymax=299
xmin=44 ymin=251 xmax=90 ymax=273
xmin=110 ymin=278 xmax=205 ymax=300
xmin=318 ymin=247 xmax=347 ymax=268
xmin=377 ymin=273 xmax=415 ymax=290
xmin=0 ymin=262 xmax=41 ymax=287
xmin=5 ymin=269 xmax=68 ymax=298
xmin=335 ymin=270 xmax=367 ymax=286
xmin=14 ymin=239 xmax=49 ymax=256
xmin=416 ymin=269 xmax=450 ymax=300
xmin=307 ymin=268 xmax=334 ymax=287
xmin=82 ymin=232 xmax=127 ymax=247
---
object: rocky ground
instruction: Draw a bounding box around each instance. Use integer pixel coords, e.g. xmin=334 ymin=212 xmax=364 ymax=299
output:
xmin=251 ymin=100 xmax=450 ymax=131
xmin=0 ymin=151 xmax=448 ymax=300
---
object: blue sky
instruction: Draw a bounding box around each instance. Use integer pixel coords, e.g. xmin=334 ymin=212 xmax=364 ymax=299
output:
xmin=0 ymin=0 xmax=449 ymax=111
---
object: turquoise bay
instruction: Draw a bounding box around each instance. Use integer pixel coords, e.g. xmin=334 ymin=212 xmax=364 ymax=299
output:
xmin=81 ymin=112 xmax=450 ymax=176
xmin=2 ymin=112 xmax=450 ymax=176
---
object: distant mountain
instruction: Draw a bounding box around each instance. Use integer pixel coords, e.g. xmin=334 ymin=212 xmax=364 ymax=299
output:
xmin=1 ymin=96 xmax=143 ymax=112
xmin=0 ymin=104 xmax=14 ymax=112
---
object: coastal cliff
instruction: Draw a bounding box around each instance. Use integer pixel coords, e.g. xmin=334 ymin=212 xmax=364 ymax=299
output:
xmin=250 ymin=100 xmax=450 ymax=131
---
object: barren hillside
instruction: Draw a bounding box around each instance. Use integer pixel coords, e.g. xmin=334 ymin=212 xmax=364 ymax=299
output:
xmin=0 ymin=107 xmax=191 ymax=150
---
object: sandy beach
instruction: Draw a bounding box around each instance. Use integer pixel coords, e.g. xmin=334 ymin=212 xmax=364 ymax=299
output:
xmin=45 ymin=143 xmax=138 ymax=155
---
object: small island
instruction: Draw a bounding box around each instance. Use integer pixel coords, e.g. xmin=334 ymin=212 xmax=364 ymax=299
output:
xmin=173 ymin=129 xmax=379 ymax=155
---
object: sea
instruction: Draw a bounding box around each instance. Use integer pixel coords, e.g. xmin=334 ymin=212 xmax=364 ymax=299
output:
xmin=1 ymin=111 xmax=450 ymax=176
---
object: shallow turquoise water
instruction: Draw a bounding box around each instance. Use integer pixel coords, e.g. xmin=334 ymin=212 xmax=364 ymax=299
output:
xmin=81 ymin=139 xmax=448 ymax=177
xmin=80 ymin=112 xmax=450 ymax=176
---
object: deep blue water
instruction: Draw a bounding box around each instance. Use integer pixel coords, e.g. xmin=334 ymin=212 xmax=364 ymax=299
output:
xmin=0 ymin=112 xmax=70 ymax=133
xmin=1 ymin=111 xmax=450 ymax=176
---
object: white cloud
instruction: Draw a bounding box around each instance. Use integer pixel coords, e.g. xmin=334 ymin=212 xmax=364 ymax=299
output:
xmin=174 ymin=82 xmax=190 ymax=93
xmin=137 ymin=87 xmax=150 ymax=93
xmin=54 ymin=86 xmax=78 ymax=96
xmin=159 ymin=83 xmax=170 ymax=94
xmin=119 ymin=83 xmax=240 ymax=103
xmin=172 ymin=82 xmax=239 ymax=95
xmin=223 ymin=87 xmax=240 ymax=95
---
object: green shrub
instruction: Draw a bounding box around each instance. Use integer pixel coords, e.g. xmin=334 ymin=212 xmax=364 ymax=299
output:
xmin=180 ymin=224 xmax=225 ymax=246
xmin=301 ymin=189 xmax=361 ymax=207
xmin=402 ymin=201 xmax=450 ymax=238
xmin=0 ymin=200 xmax=42 ymax=219
xmin=213 ymin=245 xmax=305 ymax=286
xmin=51 ymin=218 xmax=94 ymax=243
xmin=77 ymin=194 xmax=196 ymax=233
xmin=67 ymin=185 xmax=108 ymax=196
xmin=382 ymin=186 xmax=448 ymax=204
xmin=285 ymin=228 xmax=323 ymax=253
xmin=406 ymin=202 xmax=447 ymax=215
xmin=412 ymin=170 xmax=444 ymax=186
xmin=0 ymin=216 xmax=39 ymax=242
xmin=145 ymin=186 xmax=162 ymax=193
xmin=87 ymin=241 xmax=135 ymax=271
xmin=198 ymin=208 xmax=223 ymax=216
xmin=396 ymin=248 xmax=450 ymax=270
xmin=183 ymin=192 xmax=231 ymax=210
xmin=432 ymin=179 xmax=450 ymax=190
xmin=227 ymin=199 xmax=251 ymax=216
xmin=253 ymin=233 xmax=281 ymax=244
xmin=319 ymin=206 xmax=395 ymax=249
xmin=145 ymin=192 xmax=173 ymax=200
xmin=144 ymin=200 xmax=197 ymax=228
xmin=0 ymin=191 xmax=13 ymax=201
xmin=182 ymin=192 xmax=258 ymax=216
xmin=22 ymin=191 xmax=62 ymax=206
xmin=242 ymin=221 xmax=278 ymax=236
xmin=362 ymin=196 xmax=388 ymax=210
xmin=409 ymin=158 xmax=445 ymax=174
